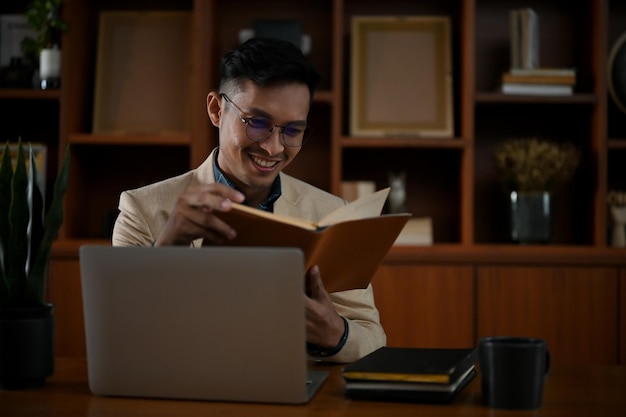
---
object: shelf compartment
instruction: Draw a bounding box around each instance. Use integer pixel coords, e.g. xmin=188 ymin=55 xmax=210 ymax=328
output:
xmin=342 ymin=147 xmax=462 ymax=244
xmin=63 ymin=144 xmax=190 ymax=240
xmin=475 ymin=1 xmax=594 ymax=93
xmin=216 ymin=0 xmax=335 ymax=92
xmin=474 ymin=102 xmax=594 ymax=245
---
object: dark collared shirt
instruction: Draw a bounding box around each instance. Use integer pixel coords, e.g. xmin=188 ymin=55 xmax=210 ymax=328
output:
xmin=212 ymin=149 xmax=281 ymax=212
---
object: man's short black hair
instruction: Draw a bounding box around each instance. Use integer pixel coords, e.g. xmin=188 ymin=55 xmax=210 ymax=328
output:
xmin=219 ymin=37 xmax=321 ymax=100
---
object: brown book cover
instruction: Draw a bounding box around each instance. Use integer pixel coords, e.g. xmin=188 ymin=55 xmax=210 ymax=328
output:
xmin=211 ymin=188 xmax=411 ymax=293
xmin=502 ymin=72 xmax=576 ymax=85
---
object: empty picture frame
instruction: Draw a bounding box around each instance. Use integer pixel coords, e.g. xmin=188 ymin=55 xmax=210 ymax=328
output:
xmin=93 ymin=12 xmax=191 ymax=134
xmin=351 ymin=16 xmax=453 ymax=137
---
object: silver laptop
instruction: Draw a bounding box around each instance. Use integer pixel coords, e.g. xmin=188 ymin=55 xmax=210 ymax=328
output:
xmin=79 ymin=245 xmax=328 ymax=404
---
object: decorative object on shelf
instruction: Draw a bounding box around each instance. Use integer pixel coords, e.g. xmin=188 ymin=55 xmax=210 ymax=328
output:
xmin=350 ymin=16 xmax=453 ymax=137
xmin=21 ymin=0 xmax=68 ymax=89
xmin=493 ymin=138 xmax=581 ymax=243
xmin=607 ymin=190 xmax=626 ymax=248
xmin=387 ymin=171 xmax=407 ymax=214
xmin=238 ymin=20 xmax=312 ymax=55
xmin=509 ymin=8 xmax=539 ymax=70
xmin=0 ymin=138 xmax=70 ymax=389
xmin=0 ymin=15 xmax=38 ymax=87
xmin=608 ymin=31 xmax=626 ymax=114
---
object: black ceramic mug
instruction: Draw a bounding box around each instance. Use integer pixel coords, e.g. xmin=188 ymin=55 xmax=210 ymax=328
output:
xmin=478 ymin=336 xmax=550 ymax=410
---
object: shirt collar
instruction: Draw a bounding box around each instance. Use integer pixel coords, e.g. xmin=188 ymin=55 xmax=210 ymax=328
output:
xmin=213 ymin=149 xmax=281 ymax=212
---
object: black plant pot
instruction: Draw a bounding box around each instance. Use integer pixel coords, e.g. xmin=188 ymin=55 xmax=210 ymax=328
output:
xmin=0 ymin=304 xmax=55 ymax=389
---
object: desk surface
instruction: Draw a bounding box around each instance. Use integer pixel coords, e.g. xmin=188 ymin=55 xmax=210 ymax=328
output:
xmin=1 ymin=358 xmax=625 ymax=417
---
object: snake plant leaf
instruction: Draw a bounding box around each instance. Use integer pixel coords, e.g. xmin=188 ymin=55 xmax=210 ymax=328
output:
xmin=0 ymin=238 xmax=6 ymax=305
xmin=26 ymin=144 xmax=70 ymax=305
xmin=27 ymin=143 xmax=45 ymax=279
xmin=0 ymin=141 xmax=14 ymax=304
xmin=0 ymin=142 xmax=12 ymax=249
xmin=6 ymin=139 xmax=29 ymax=305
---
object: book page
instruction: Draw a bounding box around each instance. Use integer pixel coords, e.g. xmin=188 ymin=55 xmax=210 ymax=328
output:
xmin=229 ymin=202 xmax=317 ymax=230
xmin=318 ymin=187 xmax=391 ymax=228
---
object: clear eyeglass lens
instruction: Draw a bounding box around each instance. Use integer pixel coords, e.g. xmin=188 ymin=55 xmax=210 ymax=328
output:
xmin=246 ymin=117 xmax=309 ymax=146
xmin=284 ymin=124 xmax=307 ymax=138
xmin=247 ymin=117 xmax=271 ymax=130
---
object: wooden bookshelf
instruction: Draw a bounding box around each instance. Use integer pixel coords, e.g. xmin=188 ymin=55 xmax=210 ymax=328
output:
xmin=2 ymin=0 xmax=625 ymax=364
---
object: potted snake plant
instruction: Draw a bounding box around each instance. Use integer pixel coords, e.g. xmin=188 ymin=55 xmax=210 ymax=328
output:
xmin=0 ymin=138 xmax=69 ymax=389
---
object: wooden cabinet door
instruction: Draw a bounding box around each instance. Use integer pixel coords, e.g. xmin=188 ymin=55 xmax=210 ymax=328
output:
xmin=477 ymin=266 xmax=619 ymax=365
xmin=372 ymin=265 xmax=475 ymax=349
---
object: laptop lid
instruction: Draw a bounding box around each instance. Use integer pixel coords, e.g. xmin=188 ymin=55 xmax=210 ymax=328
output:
xmin=79 ymin=245 xmax=327 ymax=404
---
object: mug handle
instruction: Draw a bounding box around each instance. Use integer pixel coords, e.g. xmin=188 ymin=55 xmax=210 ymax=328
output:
xmin=544 ymin=349 xmax=551 ymax=377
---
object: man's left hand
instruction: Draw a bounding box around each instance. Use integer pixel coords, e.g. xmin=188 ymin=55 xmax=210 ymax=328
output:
xmin=304 ymin=265 xmax=345 ymax=348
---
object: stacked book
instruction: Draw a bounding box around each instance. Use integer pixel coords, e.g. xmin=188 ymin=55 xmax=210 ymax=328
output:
xmin=342 ymin=347 xmax=477 ymax=403
xmin=501 ymin=67 xmax=576 ymax=96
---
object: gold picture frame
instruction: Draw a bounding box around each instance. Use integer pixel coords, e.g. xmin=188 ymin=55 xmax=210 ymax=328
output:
xmin=350 ymin=16 xmax=453 ymax=137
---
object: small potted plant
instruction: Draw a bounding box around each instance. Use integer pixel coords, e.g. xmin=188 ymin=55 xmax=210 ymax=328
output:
xmin=21 ymin=0 xmax=68 ymax=89
xmin=0 ymin=138 xmax=70 ymax=389
xmin=493 ymin=137 xmax=581 ymax=243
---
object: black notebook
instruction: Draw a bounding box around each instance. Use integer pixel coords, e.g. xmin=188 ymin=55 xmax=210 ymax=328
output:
xmin=342 ymin=347 xmax=477 ymax=403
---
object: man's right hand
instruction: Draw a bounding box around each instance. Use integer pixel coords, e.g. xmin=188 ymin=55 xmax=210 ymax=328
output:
xmin=153 ymin=183 xmax=245 ymax=247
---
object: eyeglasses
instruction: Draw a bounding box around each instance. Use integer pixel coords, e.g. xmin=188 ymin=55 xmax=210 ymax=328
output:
xmin=220 ymin=93 xmax=311 ymax=147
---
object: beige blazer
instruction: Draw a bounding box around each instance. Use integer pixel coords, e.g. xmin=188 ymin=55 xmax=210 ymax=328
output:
xmin=112 ymin=148 xmax=386 ymax=362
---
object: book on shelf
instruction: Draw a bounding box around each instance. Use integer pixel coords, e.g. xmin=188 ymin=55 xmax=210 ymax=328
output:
xmin=509 ymin=67 xmax=576 ymax=77
xmin=210 ymin=188 xmax=411 ymax=293
xmin=342 ymin=347 xmax=478 ymax=403
xmin=501 ymin=82 xmax=573 ymax=96
xmin=394 ymin=217 xmax=433 ymax=246
xmin=510 ymin=8 xmax=539 ymax=69
xmin=341 ymin=180 xmax=376 ymax=202
xmin=502 ymin=72 xmax=576 ymax=85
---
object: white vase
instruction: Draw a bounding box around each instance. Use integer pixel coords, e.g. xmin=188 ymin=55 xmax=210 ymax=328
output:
xmin=39 ymin=46 xmax=61 ymax=89
xmin=610 ymin=205 xmax=626 ymax=248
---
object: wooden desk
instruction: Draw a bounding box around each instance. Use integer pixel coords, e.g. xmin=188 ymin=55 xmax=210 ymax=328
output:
xmin=1 ymin=358 xmax=625 ymax=417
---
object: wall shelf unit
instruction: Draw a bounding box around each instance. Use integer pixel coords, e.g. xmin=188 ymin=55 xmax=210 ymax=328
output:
xmin=1 ymin=0 xmax=624 ymax=364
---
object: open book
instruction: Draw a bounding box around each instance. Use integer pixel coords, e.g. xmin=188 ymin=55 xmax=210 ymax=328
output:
xmin=211 ymin=188 xmax=411 ymax=292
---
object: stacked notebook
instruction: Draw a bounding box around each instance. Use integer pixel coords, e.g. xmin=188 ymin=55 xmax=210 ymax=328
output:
xmin=342 ymin=347 xmax=477 ymax=403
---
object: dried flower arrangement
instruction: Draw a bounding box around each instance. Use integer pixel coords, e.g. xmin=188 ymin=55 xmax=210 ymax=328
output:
xmin=493 ymin=138 xmax=581 ymax=192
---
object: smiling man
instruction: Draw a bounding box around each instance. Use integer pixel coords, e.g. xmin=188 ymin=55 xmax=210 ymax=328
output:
xmin=112 ymin=38 xmax=386 ymax=363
